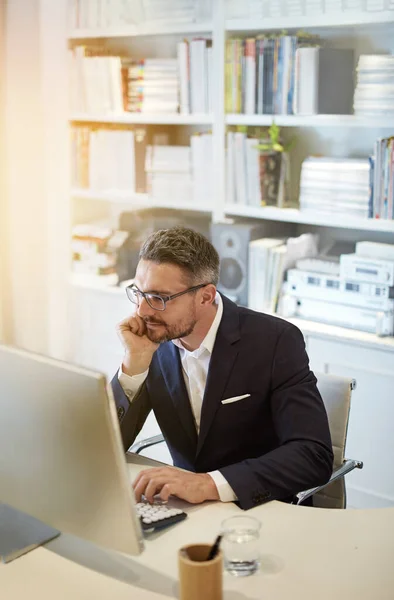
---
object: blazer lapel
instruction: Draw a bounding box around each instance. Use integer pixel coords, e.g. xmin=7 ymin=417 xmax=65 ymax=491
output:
xmin=157 ymin=342 xmax=198 ymax=448
xmin=196 ymin=296 xmax=241 ymax=457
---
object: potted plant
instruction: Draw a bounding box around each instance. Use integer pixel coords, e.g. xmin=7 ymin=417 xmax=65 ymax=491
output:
xmin=256 ymin=123 xmax=294 ymax=208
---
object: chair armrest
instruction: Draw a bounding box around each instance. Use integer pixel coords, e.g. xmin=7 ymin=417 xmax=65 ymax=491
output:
xmin=295 ymin=459 xmax=364 ymax=505
xmin=127 ymin=434 xmax=165 ymax=455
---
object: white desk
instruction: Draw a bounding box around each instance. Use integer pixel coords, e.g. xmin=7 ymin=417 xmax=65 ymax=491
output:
xmin=2 ymin=455 xmax=394 ymax=600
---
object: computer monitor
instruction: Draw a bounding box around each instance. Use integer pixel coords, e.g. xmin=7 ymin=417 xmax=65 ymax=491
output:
xmin=0 ymin=344 xmax=143 ymax=558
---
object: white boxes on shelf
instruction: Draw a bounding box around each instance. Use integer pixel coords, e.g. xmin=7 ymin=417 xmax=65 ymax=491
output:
xmin=354 ymin=54 xmax=394 ymax=117
xmin=226 ymin=0 xmax=394 ymax=19
xmin=69 ymin=0 xmax=212 ymax=31
xmin=145 ymin=144 xmax=193 ymax=203
xmin=299 ymin=157 xmax=371 ymax=219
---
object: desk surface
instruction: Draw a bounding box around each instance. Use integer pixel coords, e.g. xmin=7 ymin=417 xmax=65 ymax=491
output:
xmin=2 ymin=455 xmax=394 ymax=600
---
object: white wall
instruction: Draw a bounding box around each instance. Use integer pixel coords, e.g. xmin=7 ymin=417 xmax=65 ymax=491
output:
xmin=4 ymin=0 xmax=48 ymax=352
xmin=3 ymin=0 xmax=70 ymax=356
xmin=39 ymin=0 xmax=71 ymax=359
xmin=0 ymin=0 xmax=11 ymax=344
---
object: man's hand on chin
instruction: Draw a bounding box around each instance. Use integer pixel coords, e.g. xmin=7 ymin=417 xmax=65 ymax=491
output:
xmin=133 ymin=467 xmax=220 ymax=504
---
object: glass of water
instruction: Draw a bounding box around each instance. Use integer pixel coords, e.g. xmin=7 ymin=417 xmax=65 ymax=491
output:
xmin=221 ymin=515 xmax=261 ymax=577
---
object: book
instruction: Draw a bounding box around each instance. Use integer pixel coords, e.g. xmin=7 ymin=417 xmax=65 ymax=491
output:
xmin=248 ymin=238 xmax=284 ymax=312
xmin=177 ymin=41 xmax=190 ymax=114
xmin=294 ymin=48 xmax=354 ymax=115
xmin=225 ymin=32 xmax=319 ymax=115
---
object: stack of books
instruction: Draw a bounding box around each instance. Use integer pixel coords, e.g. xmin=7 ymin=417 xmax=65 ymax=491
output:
xmin=177 ymin=39 xmax=213 ymax=114
xmin=69 ymin=47 xmax=124 ymax=114
xmin=226 ymin=131 xmax=262 ymax=206
xmin=145 ymin=145 xmax=193 ymax=202
xmin=144 ymin=136 xmax=213 ymax=205
xmin=248 ymin=238 xmax=288 ymax=313
xmin=69 ymin=0 xmax=139 ymax=29
xmin=69 ymin=0 xmax=211 ymax=30
xmin=226 ymin=1 xmax=327 ymax=19
xmin=71 ymin=127 xmax=135 ymax=191
xmin=139 ymin=0 xmax=211 ymax=26
xmin=69 ymin=41 xmax=213 ymax=115
xmin=354 ymin=54 xmax=394 ymax=117
xmin=225 ymin=35 xmax=299 ymax=115
xmin=370 ymin=136 xmax=394 ymax=220
xmin=72 ymin=127 xmax=213 ymax=201
xmin=293 ymin=47 xmax=354 ymax=115
xmin=225 ymin=0 xmax=393 ymax=20
xmin=299 ymin=157 xmax=371 ymax=219
xmin=71 ymin=224 xmax=129 ymax=287
xmin=225 ymin=35 xmax=353 ymax=116
xmin=122 ymin=59 xmax=179 ymax=114
xmin=248 ymin=232 xmax=318 ymax=313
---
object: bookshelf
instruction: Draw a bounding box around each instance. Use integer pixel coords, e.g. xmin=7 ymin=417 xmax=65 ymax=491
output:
xmin=225 ymin=114 xmax=394 ymax=128
xmin=71 ymin=188 xmax=213 ymax=213
xmin=224 ymin=204 xmax=394 ymax=233
xmin=63 ymin=0 xmax=394 ymax=345
xmin=70 ymin=113 xmax=213 ymax=125
xmin=56 ymin=0 xmax=394 ymax=510
xmin=226 ymin=11 xmax=394 ymax=31
xmin=69 ymin=22 xmax=213 ymax=40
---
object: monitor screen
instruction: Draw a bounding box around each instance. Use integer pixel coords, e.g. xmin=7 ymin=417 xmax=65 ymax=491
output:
xmin=0 ymin=344 xmax=143 ymax=556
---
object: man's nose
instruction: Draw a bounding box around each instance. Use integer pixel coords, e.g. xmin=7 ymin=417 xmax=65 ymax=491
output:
xmin=137 ymin=296 xmax=156 ymax=318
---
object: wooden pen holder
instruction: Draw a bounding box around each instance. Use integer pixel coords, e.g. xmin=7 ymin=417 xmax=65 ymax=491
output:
xmin=178 ymin=543 xmax=223 ymax=600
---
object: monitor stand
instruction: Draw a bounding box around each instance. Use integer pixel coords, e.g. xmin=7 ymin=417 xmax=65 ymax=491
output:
xmin=0 ymin=504 xmax=60 ymax=563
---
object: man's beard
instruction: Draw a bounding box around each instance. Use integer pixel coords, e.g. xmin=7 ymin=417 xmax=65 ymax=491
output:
xmin=143 ymin=307 xmax=197 ymax=344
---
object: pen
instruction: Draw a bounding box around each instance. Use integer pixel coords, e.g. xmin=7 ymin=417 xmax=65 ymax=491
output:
xmin=207 ymin=535 xmax=222 ymax=561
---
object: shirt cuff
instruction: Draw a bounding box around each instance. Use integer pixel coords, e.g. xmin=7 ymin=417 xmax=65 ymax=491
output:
xmin=208 ymin=470 xmax=238 ymax=502
xmin=118 ymin=365 xmax=149 ymax=402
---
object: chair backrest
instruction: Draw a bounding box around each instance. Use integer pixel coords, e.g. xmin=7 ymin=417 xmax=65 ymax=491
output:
xmin=315 ymin=372 xmax=355 ymax=509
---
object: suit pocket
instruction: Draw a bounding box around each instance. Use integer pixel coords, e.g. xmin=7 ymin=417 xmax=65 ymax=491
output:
xmin=221 ymin=394 xmax=251 ymax=405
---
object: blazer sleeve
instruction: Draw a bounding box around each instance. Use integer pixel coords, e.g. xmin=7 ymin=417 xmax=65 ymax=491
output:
xmin=111 ymin=373 xmax=152 ymax=452
xmin=219 ymin=324 xmax=334 ymax=510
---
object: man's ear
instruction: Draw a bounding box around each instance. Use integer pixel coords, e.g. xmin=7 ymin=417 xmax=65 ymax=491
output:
xmin=200 ymin=284 xmax=217 ymax=306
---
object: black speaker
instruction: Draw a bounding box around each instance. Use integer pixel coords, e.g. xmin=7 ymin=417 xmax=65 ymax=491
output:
xmin=210 ymin=223 xmax=263 ymax=306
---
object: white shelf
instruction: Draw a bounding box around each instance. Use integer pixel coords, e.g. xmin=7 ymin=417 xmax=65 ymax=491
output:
xmin=72 ymin=188 xmax=149 ymax=205
xmin=226 ymin=12 xmax=394 ymax=32
xmin=70 ymin=113 xmax=213 ymax=125
xmin=68 ymin=22 xmax=212 ymax=40
xmin=285 ymin=315 xmax=394 ymax=352
xmin=226 ymin=114 xmax=394 ymax=128
xmin=71 ymin=188 xmax=212 ymax=213
xmin=224 ymin=204 xmax=394 ymax=233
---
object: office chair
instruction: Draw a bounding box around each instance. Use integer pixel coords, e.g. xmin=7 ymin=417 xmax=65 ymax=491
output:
xmin=129 ymin=372 xmax=363 ymax=509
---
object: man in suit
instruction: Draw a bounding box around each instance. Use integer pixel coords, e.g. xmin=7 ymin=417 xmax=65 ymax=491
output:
xmin=112 ymin=226 xmax=333 ymax=510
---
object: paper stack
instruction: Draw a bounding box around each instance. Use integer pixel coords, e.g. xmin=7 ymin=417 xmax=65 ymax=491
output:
xmin=354 ymin=54 xmax=394 ymax=117
xmin=145 ymin=145 xmax=193 ymax=203
xmin=299 ymin=157 xmax=371 ymax=219
xmin=123 ymin=59 xmax=179 ymax=114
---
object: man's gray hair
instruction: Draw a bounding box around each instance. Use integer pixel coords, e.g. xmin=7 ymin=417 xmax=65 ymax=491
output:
xmin=139 ymin=226 xmax=220 ymax=286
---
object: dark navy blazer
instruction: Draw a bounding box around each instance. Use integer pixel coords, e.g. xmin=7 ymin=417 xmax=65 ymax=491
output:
xmin=111 ymin=294 xmax=333 ymax=510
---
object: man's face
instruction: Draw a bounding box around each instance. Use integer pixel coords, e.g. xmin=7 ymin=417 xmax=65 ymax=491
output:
xmin=134 ymin=260 xmax=199 ymax=344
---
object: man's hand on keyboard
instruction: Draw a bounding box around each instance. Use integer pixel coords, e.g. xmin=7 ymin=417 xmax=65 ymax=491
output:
xmin=133 ymin=467 xmax=220 ymax=504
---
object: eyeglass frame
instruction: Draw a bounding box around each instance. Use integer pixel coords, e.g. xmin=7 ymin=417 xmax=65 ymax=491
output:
xmin=125 ymin=282 xmax=211 ymax=311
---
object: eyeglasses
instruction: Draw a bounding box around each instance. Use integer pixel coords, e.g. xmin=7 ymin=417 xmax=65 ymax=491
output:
xmin=125 ymin=283 xmax=209 ymax=311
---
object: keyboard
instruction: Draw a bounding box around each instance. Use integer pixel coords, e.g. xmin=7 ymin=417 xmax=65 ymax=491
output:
xmin=136 ymin=500 xmax=188 ymax=531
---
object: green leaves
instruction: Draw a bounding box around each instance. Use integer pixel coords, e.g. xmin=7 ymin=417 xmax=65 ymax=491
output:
xmin=255 ymin=122 xmax=294 ymax=154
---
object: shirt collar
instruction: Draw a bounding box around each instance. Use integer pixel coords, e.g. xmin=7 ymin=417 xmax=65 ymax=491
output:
xmin=172 ymin=293 xmax=223 ymax=357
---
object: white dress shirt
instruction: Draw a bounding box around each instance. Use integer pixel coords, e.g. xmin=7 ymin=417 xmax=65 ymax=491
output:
xmin=118 ymin=293 xmax=237 ymax=502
